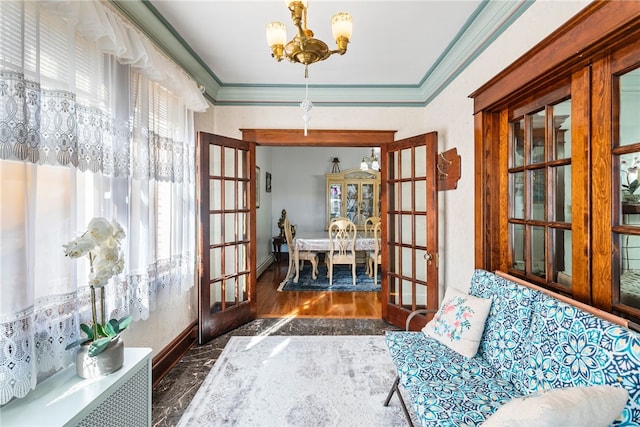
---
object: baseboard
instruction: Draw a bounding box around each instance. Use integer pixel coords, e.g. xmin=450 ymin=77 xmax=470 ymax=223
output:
xmin=152 ymin=256 xmax=273 ymax=386
xmin=152 ymin=320 xmax=198 ymax=388
xmin=257 ymin=254 xmax=274 ymax=277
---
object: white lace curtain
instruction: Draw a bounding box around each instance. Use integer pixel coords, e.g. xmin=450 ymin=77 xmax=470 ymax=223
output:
xmin=0 ymin=1 xmax=205 ymax=405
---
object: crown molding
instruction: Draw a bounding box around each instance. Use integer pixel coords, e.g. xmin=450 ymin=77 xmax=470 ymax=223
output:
xmin=111 ymin=0 xmax=532 ymax=107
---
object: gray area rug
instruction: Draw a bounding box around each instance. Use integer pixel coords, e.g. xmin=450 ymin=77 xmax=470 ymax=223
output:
xmin=177 ymin=335 xmax=408 ymax=426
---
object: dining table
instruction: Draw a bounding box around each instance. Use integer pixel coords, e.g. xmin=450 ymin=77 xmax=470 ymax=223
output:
xmin=284 ymin=231 xmax=378 ymax=285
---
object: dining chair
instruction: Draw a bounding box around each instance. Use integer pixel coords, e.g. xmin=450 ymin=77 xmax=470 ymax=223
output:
xmin=364 ymin=217 xmax=381 ymax=275
xmin=367 ymin=221 xmax=382 ymax=286
xmin=327 ymin=218 xmax=358 ymax=287
xmin=284 ymin=218 xmax=318 ymax=280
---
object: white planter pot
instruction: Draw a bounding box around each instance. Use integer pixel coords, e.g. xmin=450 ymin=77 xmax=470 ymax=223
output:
xmin=75 ymin=337 xmax=124 ymax=379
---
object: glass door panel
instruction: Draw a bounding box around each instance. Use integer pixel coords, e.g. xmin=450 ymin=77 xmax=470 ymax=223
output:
xmin=210 ymin=145 xmax=221 ymax=175
xmin=553 ymin=165 xmax=571 ymax=222
xmin=530 ymin=110 xmax=546 ymax=164
xmin=415 ymin=249 xmax=428 ymax=283
xmin=400 ymin=214 xmax=412 ymax=245
xmin=512 ymin=118 xmax=525 ymax=167
xmin=511 ymin=172 xmax=525 ymax=219
xmin=552 ymin=99 xmax=572 ymax=160
xmin=619 ymin=69 xmax=640 ymax=147
xmin=531 ymin=225 xmax=546 ymax=278
xmin=530 ymin=169 xmax=546 ymax=221
xmin=553 ymin=229 xmax=572 ymax=290
xmin=511 ymin=223 xmax=525 ymax=271
xmin=620 ymin=233 xmax=640 ymax=310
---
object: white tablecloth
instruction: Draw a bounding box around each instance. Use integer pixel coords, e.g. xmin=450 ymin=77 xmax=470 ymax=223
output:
xmin=294 ymin=231 xmax=377 ymax=252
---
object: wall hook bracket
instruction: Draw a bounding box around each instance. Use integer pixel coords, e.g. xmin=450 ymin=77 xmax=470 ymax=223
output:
xmin=437 ymin=147 xmax=461 ymax=191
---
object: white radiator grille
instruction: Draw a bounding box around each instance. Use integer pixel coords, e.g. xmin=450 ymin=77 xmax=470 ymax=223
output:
xmin=76 ymin=360 xmax=150 ymax=427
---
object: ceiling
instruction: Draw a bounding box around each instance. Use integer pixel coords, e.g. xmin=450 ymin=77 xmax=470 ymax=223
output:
xmin=115 ymin=1 xmax=532 ymax=106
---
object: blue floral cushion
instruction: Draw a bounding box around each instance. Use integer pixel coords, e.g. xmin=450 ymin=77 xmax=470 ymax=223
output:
xmin=385 ymin=331 xmax=522 ymax=426
xmin=469 ymin=270 xmax=541 ymax=392
xmin=523 ymin=294 xmax=640 ymax=425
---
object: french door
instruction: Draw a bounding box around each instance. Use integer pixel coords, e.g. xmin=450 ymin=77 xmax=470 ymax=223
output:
xmin=382 ymin=132 xmax=439 ymax=330
xmin=197 ymin=132 xmax=257 ymax=344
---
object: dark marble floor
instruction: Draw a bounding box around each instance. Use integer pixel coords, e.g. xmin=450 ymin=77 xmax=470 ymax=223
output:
xmin=152 ymin=318 xmax=400 ymax=427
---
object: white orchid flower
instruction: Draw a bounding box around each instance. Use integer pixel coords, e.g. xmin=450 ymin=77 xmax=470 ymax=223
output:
xmin=63 ymin=235 xmax=96 ymax=258
xmin=87 ymin=217 xmax=114 ymax=244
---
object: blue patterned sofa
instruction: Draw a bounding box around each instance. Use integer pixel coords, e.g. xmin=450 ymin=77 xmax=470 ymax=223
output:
xmin=384 ymin=269 xmax=640 ymax=426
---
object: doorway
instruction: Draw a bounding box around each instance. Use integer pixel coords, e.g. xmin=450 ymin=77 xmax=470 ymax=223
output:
xmin=241 ymin=129 xmax=439 ymax=330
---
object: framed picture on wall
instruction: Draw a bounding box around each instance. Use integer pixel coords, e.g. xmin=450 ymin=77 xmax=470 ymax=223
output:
xmin=256 ymin=166 xmax=260 ymax=209
xmin=266 ymin=172 xmax=272 ymax=193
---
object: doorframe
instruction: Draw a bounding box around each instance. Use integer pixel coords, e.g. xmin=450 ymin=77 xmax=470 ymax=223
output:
xmin=241 ymin=129 xmax=396 ymax=146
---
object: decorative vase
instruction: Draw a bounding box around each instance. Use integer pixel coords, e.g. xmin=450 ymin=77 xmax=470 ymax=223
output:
xmin=75 ymin=336 xmax=124 ymax=379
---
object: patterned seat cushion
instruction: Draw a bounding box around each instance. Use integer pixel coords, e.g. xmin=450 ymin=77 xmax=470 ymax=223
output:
xmin=523 ymin=294 xmax=640 ymax=425
xmin=385 ymin=331 xmax=522 ymax=426
xmin=469 ymin=270 xmax=541 ymax=392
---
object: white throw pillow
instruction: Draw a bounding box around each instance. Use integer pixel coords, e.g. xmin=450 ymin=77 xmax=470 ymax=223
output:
xmin=421 ymin=287 xmax=492 ymax=358
xmin=483 ymin=386 xmax=629 ymax=427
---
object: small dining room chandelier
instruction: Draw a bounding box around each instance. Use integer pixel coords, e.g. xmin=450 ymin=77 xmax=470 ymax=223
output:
xmin=360 ymin=148 xmax=380 ymax=171
xmin=266 ymin=0 xmax=352 ymax=136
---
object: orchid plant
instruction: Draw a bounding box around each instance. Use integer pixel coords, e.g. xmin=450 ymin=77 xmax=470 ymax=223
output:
xmin=64 ymin=217 xmax=131 ymax=357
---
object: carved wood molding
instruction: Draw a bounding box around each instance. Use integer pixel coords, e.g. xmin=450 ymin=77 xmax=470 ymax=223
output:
xmin=240 ymin=129 xmax=396 ymax=146
xmin=470 ymin=1 xmax=640 ymax=113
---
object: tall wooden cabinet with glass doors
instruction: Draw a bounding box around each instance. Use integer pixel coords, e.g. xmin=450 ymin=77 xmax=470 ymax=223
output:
xmin=472 ymin=3 xmax=640 ymax=324
xmin=326 ymin=168 xmax=380 ymax=230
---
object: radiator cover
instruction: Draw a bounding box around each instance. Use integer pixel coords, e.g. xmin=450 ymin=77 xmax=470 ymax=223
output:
xmin=2 ymin=348 xmax=152 ymax=426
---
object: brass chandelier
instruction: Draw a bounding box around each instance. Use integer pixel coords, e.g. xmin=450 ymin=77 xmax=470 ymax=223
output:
xmin=266 ymin=1 xmax=352 ymax=136
xmin=266 ymin=1 xmax=352 ymax=67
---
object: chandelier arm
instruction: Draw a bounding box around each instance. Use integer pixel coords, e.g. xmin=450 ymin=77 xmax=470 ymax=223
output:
xmin=327 ymin=48 xmax=347 ymax=57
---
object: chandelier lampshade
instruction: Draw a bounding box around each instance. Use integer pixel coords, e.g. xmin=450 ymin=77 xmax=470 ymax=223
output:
xmin=266 ymin=22 xmax=287 ymax=48
xmin=331 ymin=12 xmax=352 ymax=51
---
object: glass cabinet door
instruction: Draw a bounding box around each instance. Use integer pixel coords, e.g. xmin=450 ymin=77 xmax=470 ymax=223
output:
xmin=361 ymin=183 xmax=375 ymax=225
xmin=346 ymin=183 xmax=359 ymax=224
xmin=329 ymin=183 xmax=343 ymax=221
xmin=615 ymin=66 xmax=640 ymax=312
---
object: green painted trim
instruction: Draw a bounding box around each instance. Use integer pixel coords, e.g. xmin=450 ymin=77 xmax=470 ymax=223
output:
xmin=112 ymin=0 xmax=534 ymax=107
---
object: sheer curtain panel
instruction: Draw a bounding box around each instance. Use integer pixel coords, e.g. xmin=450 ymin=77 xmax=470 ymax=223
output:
xmin=0 ymin=0 xmax=201 ymax=405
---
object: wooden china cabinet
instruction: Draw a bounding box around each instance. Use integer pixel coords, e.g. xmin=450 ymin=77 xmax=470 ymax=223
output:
xmin=325 ymin=168 xmax=380 ymax=230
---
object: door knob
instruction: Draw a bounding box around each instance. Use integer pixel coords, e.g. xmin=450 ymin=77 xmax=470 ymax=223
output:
xmin=424 ymin=252 xmax=433 ymax=265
